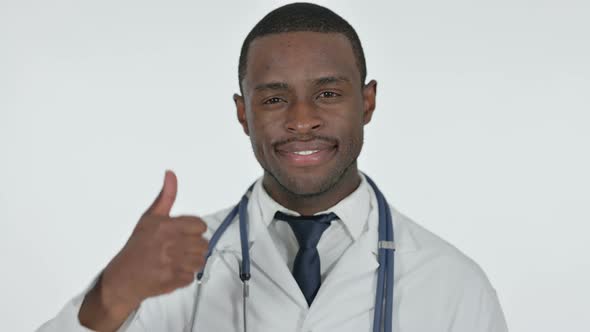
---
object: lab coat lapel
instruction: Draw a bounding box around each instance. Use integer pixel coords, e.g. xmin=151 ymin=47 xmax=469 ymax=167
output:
xmin=212 ymin=190 xmax=309 ymax=310
xmin=304 ymin=204 xmax=421 ymax=329
xmin=304 ymin=223 xmax=380 ymax=327
xmin=248 ymin=223 xmax=309 ymax=309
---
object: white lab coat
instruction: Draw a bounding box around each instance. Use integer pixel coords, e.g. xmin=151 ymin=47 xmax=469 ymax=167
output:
xmin=38 ymin=187 xmax=508 ymax=332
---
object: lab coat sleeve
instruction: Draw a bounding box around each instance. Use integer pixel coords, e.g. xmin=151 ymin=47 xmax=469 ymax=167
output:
xmin=450 ymin=280 xmax=509 ymax=332
xmin=36 ymin=272 xmax=141 ymax=332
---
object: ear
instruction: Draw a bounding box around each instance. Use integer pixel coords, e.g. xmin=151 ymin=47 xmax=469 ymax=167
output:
xmin=233 ymin=93 xmax=250 ymax=136
xmin=362 ymin=80 xmax=377 ymax=125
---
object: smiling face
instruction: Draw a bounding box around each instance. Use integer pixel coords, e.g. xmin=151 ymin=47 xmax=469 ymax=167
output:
xmin=235 ymin=31 xmax=376 ymax=200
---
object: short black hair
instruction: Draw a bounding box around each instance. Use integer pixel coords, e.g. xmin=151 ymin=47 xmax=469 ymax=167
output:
xmin=238 ymin=2 xmax=367 ymax=93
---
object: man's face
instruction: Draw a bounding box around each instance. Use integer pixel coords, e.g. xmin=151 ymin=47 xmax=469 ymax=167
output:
xmin=235 ymin=31 xmax=376 ymax=196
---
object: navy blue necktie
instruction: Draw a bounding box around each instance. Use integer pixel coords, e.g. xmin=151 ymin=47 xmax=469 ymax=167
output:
xmin=274 ymin=211 xmax=338 ymax=306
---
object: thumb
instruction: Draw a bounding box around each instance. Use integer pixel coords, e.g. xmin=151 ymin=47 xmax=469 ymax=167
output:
xmin=145 ymin=170 xmax=178 ymax=216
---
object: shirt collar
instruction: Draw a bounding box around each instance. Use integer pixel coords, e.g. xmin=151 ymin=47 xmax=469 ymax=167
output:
xmin=207 ymin=172 xmax=419 ymax=255
xmin=254 ymin=172 xmax=371 ymax=241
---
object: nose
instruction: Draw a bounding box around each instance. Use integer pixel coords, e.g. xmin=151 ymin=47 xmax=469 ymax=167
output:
xmin=284 ymin=100 xmax=323 ymax=134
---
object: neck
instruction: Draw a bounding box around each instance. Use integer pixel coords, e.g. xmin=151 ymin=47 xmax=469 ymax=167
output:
xmin=262 ymin=164 xmax=361 ymax=216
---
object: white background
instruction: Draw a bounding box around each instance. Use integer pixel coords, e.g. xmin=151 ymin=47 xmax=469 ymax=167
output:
xmin=1 ymin=0 xmax=588 ymax=331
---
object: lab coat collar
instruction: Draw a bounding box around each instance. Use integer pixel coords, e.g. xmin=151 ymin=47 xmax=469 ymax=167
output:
xmin=208 ymin=174 xmax=420 ymax=257
xmin=204 ymin=175 xmax=420 ymax=309
xmin=366 ymin=184 xmax=421 ymax=256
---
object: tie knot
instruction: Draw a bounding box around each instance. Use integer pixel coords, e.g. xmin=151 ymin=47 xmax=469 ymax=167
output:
xmin=274 ymin=211 xmax=338 ymax=249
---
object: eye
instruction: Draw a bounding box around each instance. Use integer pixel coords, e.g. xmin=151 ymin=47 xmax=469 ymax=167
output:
xmin=263 ymin=97 xmax=286 ymax=105
xmin=317 ymin=91 xmax=340 ymax=99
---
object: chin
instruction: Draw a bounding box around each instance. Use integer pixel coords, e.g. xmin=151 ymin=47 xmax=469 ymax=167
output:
xmin=275 ymin=168 xmax=343 ymax=197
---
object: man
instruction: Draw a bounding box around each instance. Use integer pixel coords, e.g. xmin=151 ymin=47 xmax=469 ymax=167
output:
xmin=38 ymin=3 xmax=508 ymax=331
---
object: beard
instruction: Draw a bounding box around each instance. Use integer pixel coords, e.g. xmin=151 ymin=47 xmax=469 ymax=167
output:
xmin=264 ymin=156 xmax=357 ymax=197
xmin=261 ymin=135 xmax=362 ymax=197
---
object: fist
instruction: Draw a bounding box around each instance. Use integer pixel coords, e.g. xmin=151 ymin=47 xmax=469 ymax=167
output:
xmin=100 ymin=170 xmax=208 ymax=308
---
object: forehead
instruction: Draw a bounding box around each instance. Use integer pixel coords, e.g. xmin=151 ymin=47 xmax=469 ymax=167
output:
xmin=243 ymin=31 xmax=360 ymax=93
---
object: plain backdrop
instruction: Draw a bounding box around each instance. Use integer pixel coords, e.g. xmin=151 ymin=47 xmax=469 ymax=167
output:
xmin=1 ymin=0 xmax=589 ymax=331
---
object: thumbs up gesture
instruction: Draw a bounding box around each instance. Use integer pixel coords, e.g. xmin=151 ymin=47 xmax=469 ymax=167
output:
xmin=79 ymin=170 xmax=208 ymax=331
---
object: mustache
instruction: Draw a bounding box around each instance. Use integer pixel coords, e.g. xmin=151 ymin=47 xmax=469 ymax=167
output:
xmin=272 ymin=135 xmax=339 ymax=149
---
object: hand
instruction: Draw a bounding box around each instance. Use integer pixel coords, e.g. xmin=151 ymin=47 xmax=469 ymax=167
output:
xmin=103 ymin=169 xmax=208 ymax=306
xmin=79 ymin=170 xmax=208 ymax=330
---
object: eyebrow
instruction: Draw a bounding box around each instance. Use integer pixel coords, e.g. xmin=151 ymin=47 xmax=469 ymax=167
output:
xmin=312 ymin=75 xmax=351 ymax=87
xmin=253 ymin=75 xmax=352 ymax=93
xmin=254 ymin=82 xmax=289 ymax=92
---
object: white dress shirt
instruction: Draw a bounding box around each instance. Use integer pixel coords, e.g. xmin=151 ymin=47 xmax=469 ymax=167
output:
xmin=37 ymin=172 xmax=509 ymax=332
xmin=260 ymin=173 xmax=371 ymax=283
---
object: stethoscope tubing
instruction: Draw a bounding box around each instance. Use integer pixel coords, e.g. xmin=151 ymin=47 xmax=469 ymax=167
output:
xmin=367 ymin=174 xmax=395 ymax=332
xmin=191 ymin=175 xmax=395 ymax=332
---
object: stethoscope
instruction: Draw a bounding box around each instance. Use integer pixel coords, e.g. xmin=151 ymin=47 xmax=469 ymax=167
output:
xmin=189 ymin=174 xmax=395 ymax=332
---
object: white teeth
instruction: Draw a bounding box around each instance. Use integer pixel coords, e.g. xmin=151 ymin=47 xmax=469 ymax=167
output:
xmin=293 ymin=150 xmax=319 ymax=155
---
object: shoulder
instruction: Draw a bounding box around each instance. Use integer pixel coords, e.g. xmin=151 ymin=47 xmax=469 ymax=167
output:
xmin=392 ymin=207 xmax=507 ymax=328
xmin=200 ymin=205 xmax=237 ymax=241
xmin=391 ymin=206 xmax=495 ymax=292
